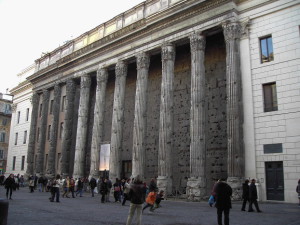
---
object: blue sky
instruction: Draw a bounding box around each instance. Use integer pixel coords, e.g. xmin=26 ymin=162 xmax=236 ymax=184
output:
xmin=0 ymin=0 xmax=144 ymax=97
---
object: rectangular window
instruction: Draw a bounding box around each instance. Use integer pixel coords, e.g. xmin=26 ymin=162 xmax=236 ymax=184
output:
xmin=60 ymin=122 xmax=64 ymax=139
xmin=264 ymin=143 xmax=283 ymax=154
xmin=17 ymin=111 xmax=21 ymax=124
xmin=61 ymin=96 xmax=66 ymax=112
xmin=49 ymin=100 xmax=54 ymax=114
xmin=263 ymin=82 xmax=278 ymax=112
xmin=39 ymin=104 xmax=43 ymax=117
xmin=21 ymin=156 xmax=25 ymax=170
xmin=260 ymin=36 xmax=274 ymax=63
xmin=0 ymin=149 xmax=3 ymax=159
xmin=0 ymin=133 xmax=5 ymax=142
xmin=2 ymin=118 xmax=7 ymax=126
xmin=26 ymin=108 xmax=29 ymax=121
xmin=48 ymin=125 xmax=51 ymax=140
xmin=15 ymin=132 xmax=18 ymax=145
xmin=12 ymin=156 xmax=16 ymax=170
xmin=23 ymin=130 xmax=27 ymax=144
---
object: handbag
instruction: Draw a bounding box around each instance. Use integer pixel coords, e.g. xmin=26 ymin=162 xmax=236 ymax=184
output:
xmin=208 ymin=195 xmax=215 ymax=207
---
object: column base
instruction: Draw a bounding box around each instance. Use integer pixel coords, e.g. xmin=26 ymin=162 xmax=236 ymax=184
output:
xmin=186 ymin=177 xmax=206 ymax=201
xmin=227 ymin=177 xmax=243 ymax=200
xmin=156 ymin=176 xmax=172 ymax=198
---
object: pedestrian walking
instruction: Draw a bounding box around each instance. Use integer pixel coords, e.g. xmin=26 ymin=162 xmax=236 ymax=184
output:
xmin=29 ymin=175 xmax=35 ymax=193
xmin=122 ymin=178 xmax=131 ymax=206
xmin=126 ymin=175 xmax=147 ymax=225
xmin=76 ymin=177 xmax=84 ymax=197
xmin=241 ymin=179 xmax=250 ymax=211
xmin=62 ymin=176 xmax=70 ymax=198
xmin=100 ymin=178 xmax=108 ymax=203
xmin=4 ymin=173 xmax=15 ymax=200
xmin=50 ymin=174 xmax=61 ymax=203
xmin=153 ymin=190 xmax=164 ymax=210
xmin=215 ymin=178 xmax=232 ymax=225
xmin=89 ymin=177 xmax=97 ymax=197
xmin=69 ymin=177 xmax=76 ymax=198
xmin=106 ymin=178 xmax=112 ymax=202
xmin=296 ymin=179 xmax=300 ymax=207
xmin=142 ymin=190 xmax=157 ymax=213
xmin=113 ymin=178 xmax=122 ymax=202
xmin=248 ymin=179 xmax=262 ymax=212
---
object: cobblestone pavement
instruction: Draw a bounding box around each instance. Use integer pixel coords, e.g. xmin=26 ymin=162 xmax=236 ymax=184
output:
xmin=1 ymin=187 xmax=299 ymax=225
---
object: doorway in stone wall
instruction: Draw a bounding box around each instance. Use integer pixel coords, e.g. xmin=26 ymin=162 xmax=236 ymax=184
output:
xmin=265 ymin=161 xmax=284 ymax=201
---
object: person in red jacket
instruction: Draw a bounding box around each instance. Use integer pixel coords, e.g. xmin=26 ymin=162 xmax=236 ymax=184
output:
xmin=142 ymin=190 xmax=157 ymax=212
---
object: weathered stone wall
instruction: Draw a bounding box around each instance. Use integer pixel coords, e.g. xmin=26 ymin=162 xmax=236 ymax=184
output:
xmin=121 ymin=64 xmax=137 ymax=178
xmin=172 ymin=44 xmax=191 ymax=191
xmin=205 ymin=33 xmax=227 ymax=192
xmin=144 ymin=54 xmax=162 ymax=180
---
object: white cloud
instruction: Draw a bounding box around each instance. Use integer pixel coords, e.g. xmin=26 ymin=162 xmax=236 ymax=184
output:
xmin=0 ymin=0 xmax=144 ymax=94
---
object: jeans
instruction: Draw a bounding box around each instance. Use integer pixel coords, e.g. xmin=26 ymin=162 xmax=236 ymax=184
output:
xmin=51 ymin=187 xmax=60 ymax=202
xmin=126 ymin=203 xmax=143 ymax=225
xmin=217 ymin=207 xmax=230 ymax=225
xmin=6 ymin=187 xmax=13 ymax=199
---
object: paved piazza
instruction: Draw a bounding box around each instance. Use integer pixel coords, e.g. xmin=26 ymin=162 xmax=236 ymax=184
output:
xmin=1 ymin=187 xmax=299 ymax=225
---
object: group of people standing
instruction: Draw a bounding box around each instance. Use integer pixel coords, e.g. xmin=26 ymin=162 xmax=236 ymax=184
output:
xmin=210 ymin=178 xmax=262 ymax=225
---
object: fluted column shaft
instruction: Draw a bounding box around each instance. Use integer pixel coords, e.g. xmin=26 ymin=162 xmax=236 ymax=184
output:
xmin=109 ymin=60 xmax=127 ymax=182
xmin=157 ymin=43 xmax=175 ymax=194
xmin=25 ymin=92 xmax=39 ymax=178
xmin=73 ymin=73 xmax=91 ymax=178
xmin=132 ymin=52 xmax=150 ymax=179
xmin=35 ymin=90 xmax=50 ymax=176
xmin=223 ymin=21 xmax=244 ymax=178
xmin=89 ymin=67 xmax=108 ymax=179
xmin=190 ymin=32 xmax=207 ymax=178
xmin=61 ymin=79 xmax=76 ymax=177
xmin=46 ymin=84 xmax=61 ymax=177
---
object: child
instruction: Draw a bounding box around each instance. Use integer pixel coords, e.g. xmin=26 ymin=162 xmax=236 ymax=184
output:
xmin=142 ymin=190 xmax=157 ymax=212
xmin=153 ymin=190 xmax=164 ymax=210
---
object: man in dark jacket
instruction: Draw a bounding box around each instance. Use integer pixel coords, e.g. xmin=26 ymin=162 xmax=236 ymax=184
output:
xmin=126 ymin=175 xmax=146 ymax=225
xmin=89 ymin=177 xmax=97 ymax=197
xmin=215 ymin=179 xmax=232 ymax=225
xmin=248 ymin=179 xmax=262 ymax=212
xmin=4 ymin=174 xmax=15 ymax=199
xmin=241 ymin=179 xmax=250 ymax=211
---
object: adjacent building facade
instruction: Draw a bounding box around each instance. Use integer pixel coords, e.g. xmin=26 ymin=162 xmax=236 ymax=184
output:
xmin=15 ymin=0 xmax=299 ymax=203
xmin=0 ymin=94 xmax=12 ymax=175
xmin=5 ymin=65 xmax=34 ymax=176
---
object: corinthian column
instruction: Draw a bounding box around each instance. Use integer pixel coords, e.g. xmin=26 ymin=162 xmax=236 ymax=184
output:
xmin=222 ymin=20 xmax=244 ymax=199
xmin=186 ymin=32 xmax=207 ymax=201
xmin=60 ymin=79 xmax=76 ymax=177
xmin=25 ymin=92 xmax=39 ymax=178
xmin=73 ymin=73 xmax=91 ymax=178
xmin=157 ymin=43 xmax=175 ymax=195
xmin=109 ymin=60 xmax=127 ymax=182
xmin=89 ymin=66 xmax=108 ymax=179
xmin=35 ymin=89 xmax=50 ymax=176
xmin=132 ymin=52 xmax=150 ymax=179
xmin=46 ymin=84 xmax=61 ymax=178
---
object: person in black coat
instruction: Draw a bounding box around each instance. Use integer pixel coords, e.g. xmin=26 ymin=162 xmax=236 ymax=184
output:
xmin=4 ymin=173 xmax=15 ymax=200
xmin=248 ymin=179 xmax=262 ymax=212
xmin=241 ymin=179 xmax=250 ymax=211
xmin=215 ymin=179 xmax=232 ymax=225
xmin=100 ymin=178 xmax=108 ymax=203
xmin=89 ymin=177 xmax=97 ymax=197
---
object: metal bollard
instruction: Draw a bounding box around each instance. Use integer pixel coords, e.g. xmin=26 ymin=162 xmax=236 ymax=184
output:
xmin=0 ymin=198 xmax=9 ymax=225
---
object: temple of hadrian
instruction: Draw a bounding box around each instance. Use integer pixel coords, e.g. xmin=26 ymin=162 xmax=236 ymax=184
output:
xmin=13 ymin=0 xmax=299 ymax=202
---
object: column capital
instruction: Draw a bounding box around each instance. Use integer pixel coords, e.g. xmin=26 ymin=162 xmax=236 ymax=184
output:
xmin=189 ymin=32 xmax=206 ymax=52
xmin=222 ymin=21 xmax=243 ymax=42
xmin=97 ymin=66 xmax=109 ymax=83
xmin=161 ymin=42 xmax=175 ymax=62
xmin=136 ymin=52 xmax=150 ymax=70
xmin=54 ymin=83 xmax=61 ymax=95
xmin=115 ymin=60 xmax=128 ymax=78
xmin=42 ymin=89 xmax=50 ymax=102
